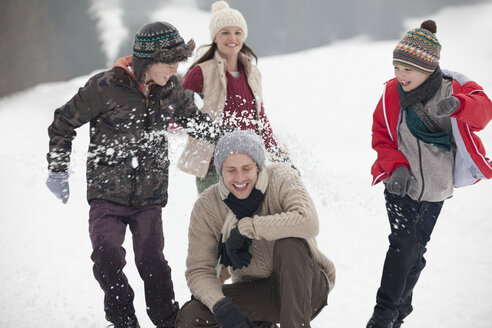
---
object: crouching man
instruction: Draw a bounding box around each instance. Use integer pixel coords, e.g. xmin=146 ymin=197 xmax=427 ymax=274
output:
xmin=175 ymin=130 xmax=336 ymax=328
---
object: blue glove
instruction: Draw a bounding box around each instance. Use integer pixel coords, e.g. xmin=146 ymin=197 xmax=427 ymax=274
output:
xmin=386 ymin=166 xmax=412 ymax=197
xmin=46 ymin=172 xmax=69 ymax=204
xmin=213 ymin=297 xmax=254 ymax=328
xmin=436 ymin=96 xmax=460 ymax=117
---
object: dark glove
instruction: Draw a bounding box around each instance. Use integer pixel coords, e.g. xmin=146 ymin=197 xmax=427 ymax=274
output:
xmin=171 ymin=91 xmax=229 ymax=144
xmin=225 ymin=227 xmax=252 ymax=270
xmin=46 ymin=171 xmax=69 ymax=204
xmin=386 ymin=166 xmax=411 ymax=197
xmin=213 ymin=297 xmax=255 ymax=328
xmin=436 ymin=96 xmax=460 ymax=117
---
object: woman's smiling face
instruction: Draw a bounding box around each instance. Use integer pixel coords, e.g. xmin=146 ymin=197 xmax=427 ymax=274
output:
xmin=214 ymin=26 xmax=244 ymax=61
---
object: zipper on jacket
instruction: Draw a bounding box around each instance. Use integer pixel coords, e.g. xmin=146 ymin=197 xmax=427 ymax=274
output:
xmin=130 ymin=166 xmax=137 ymax=207
xmin=131 ymin=88 xmax=153 ymax=206
xmin=145 ymin=96 xmax=152 ymax=129
xmin=417 ymin=140 xmax=425 ymax=202
xmin=130 ymin=145 xmax=139 ymax=207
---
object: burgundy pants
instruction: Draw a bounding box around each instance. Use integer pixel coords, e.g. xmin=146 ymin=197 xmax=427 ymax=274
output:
xmin=89 ymin=199 xmax=178 ymax=327
xmin=175 ymin=238 xmax=329 ymax=328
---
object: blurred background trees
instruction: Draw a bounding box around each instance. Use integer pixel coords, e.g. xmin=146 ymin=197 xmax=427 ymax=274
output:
xmin=0 ymin=0 xmax=487 ymax=97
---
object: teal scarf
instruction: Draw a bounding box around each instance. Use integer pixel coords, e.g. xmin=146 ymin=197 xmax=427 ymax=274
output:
xmin=398 ymin=68 xmax=452 ymax=152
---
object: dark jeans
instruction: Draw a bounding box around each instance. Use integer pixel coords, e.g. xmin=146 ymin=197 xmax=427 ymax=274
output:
xmin=89 ymin=199 xmax=178 ymax=327
xmin=175 ymin=238 xmax=329 ymax=328
xmin=374 ymin=189 xmax=443 ymax=318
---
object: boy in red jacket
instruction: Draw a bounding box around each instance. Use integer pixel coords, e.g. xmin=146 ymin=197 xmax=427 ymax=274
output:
xmin=368 ymin=20 xmax=492 ymax=328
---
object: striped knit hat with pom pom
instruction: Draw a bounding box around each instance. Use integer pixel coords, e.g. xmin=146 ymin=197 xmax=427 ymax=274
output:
xmin=393 ymin=20 xmax=441 ymax=74
xmin=209 ymin=1 xmax=248 ymax=41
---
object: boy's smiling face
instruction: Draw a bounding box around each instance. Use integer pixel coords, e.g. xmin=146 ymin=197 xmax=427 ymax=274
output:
xmin=394 ymin=64 xmax=430 ymax=92
xmin=144 ymin=62 xmax=179 ymax=86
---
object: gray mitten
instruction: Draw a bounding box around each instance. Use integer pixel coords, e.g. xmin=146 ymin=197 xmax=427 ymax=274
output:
xmin=436 ymin=96 xmax=460 ymax=117
xmin=386 ymin=166 xmax=411 ymax=197
xmin=46 ymin=171 xmax=69 ymax=204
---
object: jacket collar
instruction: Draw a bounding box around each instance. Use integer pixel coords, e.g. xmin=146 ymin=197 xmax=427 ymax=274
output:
xmin=213 ymin=51 xmax=253 ymax=76
xmin=113 ymin=56 xmax=158 ymax=95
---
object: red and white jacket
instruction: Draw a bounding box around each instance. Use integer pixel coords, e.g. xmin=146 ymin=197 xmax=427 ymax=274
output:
xmin=371 ymin=70 xmax=492 ymax=187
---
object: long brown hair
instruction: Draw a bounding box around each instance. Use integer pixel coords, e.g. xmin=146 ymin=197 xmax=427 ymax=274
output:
xmin=187 ymin=42 xmax=258 ymax=74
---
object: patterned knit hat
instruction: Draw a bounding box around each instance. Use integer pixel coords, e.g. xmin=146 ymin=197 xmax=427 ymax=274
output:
xmin=214 ymin=130 xmax=266 ymax=176
xmin=209 ymin=1 xmax=248 ymax=41
xmin=393 ymin=20 xmax=441 ymax=74
xmin=132 ymin=21 xmax=195 ymax=81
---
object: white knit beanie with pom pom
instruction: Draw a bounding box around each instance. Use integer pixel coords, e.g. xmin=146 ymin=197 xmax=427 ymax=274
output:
xmin=209 ymin=1 xmax=248 ymax=41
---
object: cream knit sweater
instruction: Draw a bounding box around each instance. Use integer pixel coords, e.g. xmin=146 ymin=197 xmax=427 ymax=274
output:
xmin=185 ymin=164 xmax=336 ymax=311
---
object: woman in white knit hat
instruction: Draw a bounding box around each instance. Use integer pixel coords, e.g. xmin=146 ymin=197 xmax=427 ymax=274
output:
xmin=178 ymin=0 xmax=289 ymax=194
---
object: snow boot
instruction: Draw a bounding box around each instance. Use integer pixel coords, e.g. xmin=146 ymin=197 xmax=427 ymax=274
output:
xmin=393 ymin=305 xmax=413 ymax=328
xmin=109 ymin=314 xmax=140 ymax=328
xmin=366 ymin=309 xmax=398 ymax=328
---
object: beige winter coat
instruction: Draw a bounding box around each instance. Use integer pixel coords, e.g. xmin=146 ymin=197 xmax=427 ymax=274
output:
xmin=178 ymin=51 xmax=263 ymax=178
xmin=185 ymin=164 xmax=336 ymax=311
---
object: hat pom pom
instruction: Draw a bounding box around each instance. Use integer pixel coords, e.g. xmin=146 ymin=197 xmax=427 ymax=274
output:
xmin=421 ymin=20 xmax=437 ymax=33
xmin=212 ymin=1 xmax=229 ymax=13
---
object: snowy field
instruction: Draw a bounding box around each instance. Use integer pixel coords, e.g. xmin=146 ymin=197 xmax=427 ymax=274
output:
xmin=1 ymin=2 xmax=492 ymax=328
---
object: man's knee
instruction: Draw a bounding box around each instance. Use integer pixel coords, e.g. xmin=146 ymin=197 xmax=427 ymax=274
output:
xmin=175 ymin=298 xmax=215 ymax=328
xmin=274 ymin=238 xmax=310 ymax=258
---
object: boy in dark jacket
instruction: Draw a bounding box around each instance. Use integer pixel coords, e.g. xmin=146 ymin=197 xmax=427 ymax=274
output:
xmin=368 ymin=20 xmax=492 ymax=328
xmin=46 ymin=22 xmax=228 ymax=328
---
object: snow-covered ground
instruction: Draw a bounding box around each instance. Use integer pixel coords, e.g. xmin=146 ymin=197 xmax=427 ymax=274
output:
xmin=1 ymin=2 xmax=492 ymax=328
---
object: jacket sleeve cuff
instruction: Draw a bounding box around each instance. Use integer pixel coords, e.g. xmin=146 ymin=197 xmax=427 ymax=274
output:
xmin=203 ymin=291 xmax=226 ymax=312
xmin=238 ymin=217 xmax=256 ymax=239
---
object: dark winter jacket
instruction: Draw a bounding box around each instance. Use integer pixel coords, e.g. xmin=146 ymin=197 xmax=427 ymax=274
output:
xmin=47 ymin=56 xmax=224 ymax=207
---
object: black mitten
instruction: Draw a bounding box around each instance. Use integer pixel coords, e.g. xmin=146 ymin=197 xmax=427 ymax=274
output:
xmin=225 ymin=227 xmax=252 ymax=269
xmin=213 ymin=297 xmax=255 ymax=328
xmin=217 ymin=236 xmax=233 ymax=267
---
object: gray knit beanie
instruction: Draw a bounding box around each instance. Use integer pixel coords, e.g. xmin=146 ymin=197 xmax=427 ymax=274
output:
xmin=214 ymin=130 xmax=266 ymax=176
